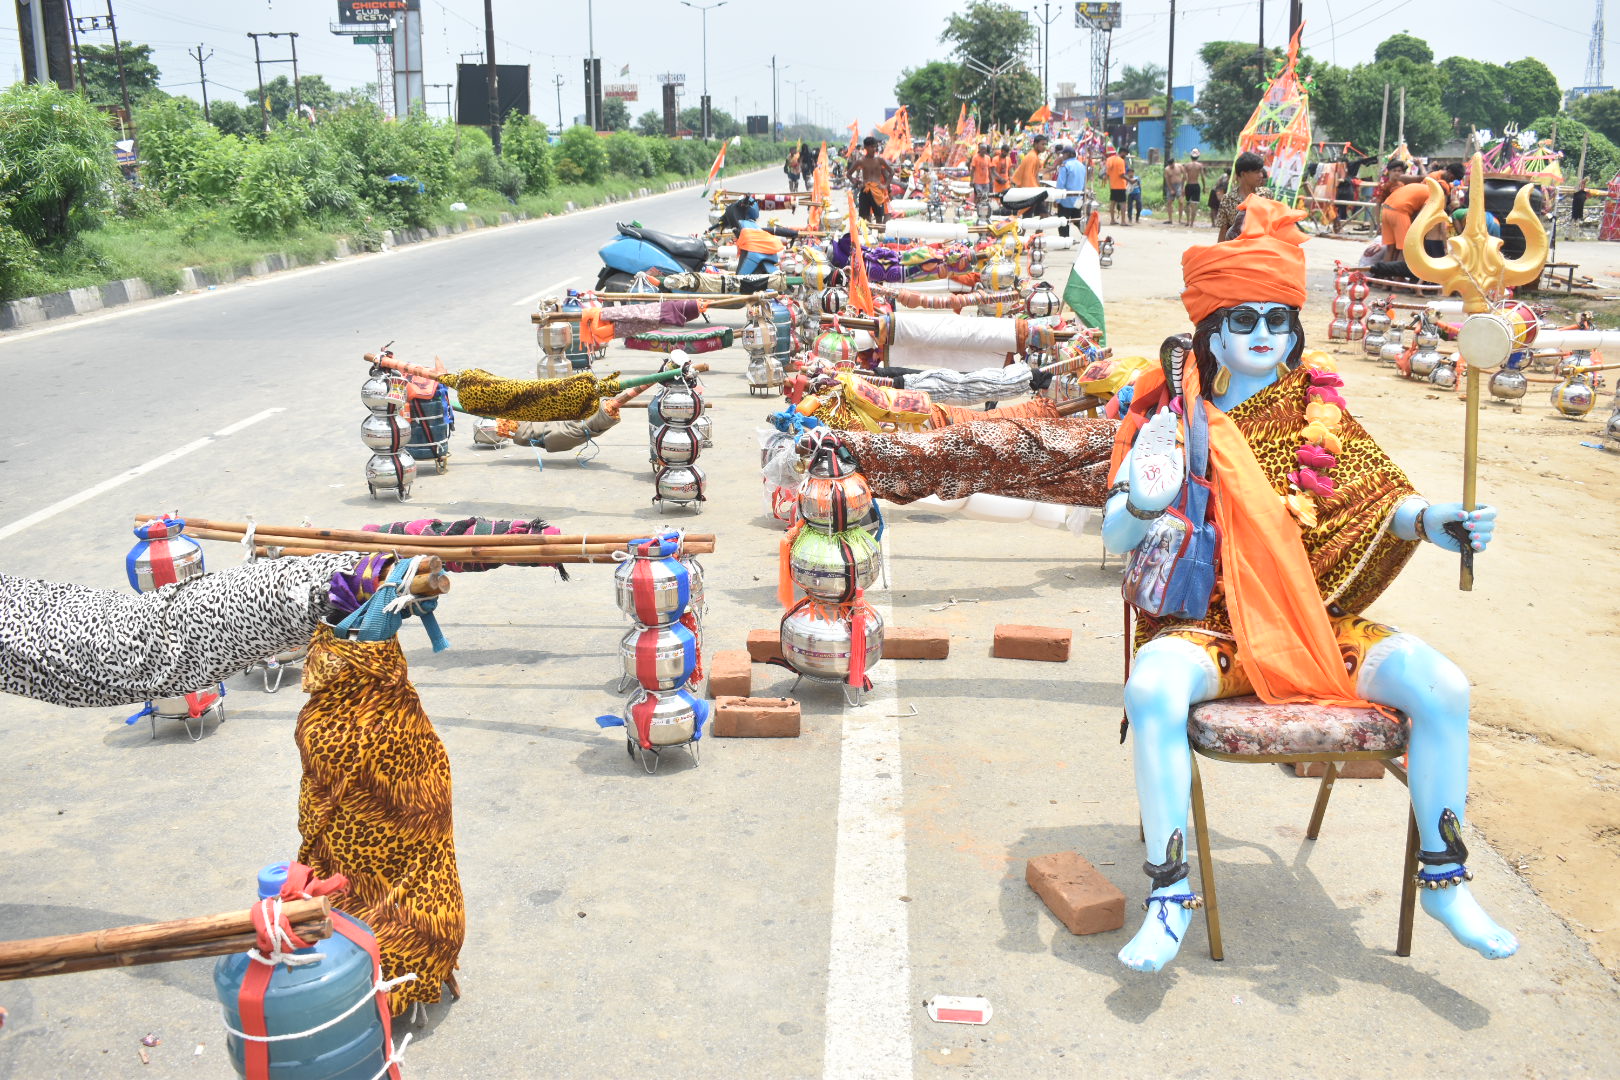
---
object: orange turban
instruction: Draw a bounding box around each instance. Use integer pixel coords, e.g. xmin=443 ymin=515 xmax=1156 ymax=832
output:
xmin=1180 ymin=195 xmax=1308 ymax=325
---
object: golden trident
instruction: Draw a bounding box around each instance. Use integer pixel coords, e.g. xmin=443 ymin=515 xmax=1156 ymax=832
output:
xmin=1401 ymin=151 xmax=1548 ymax=590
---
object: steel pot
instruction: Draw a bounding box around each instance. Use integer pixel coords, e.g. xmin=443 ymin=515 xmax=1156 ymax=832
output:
xmin=365 ymin=452 xmax=417 ymax=499
xmin=612 ymin=537 xmax=693 ymax=625
xmin=360 ymin=372 xmax=408 ymax=413
xmin=619 ymin=621 xmax=698 ymax=691
xmin=1488 ymin=368 xmax=1528 ymax=401
xmin=360 ymin=411 xmax=412 ymax=452
xmin=654 ymin=464 xmax=706 ymax=505
xmin=651 ymin=424 xmax=702 ymax=467
xmin=621 ymin=686 xmax=708 ymax=748
xmin=780 ymin=602 xmax=885 ymax=682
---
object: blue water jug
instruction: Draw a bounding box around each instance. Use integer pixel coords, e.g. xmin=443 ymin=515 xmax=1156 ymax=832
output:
xmin=214 ymin=863 xmax=391 ymax=1080
xmin=769 ymin=300 xmax=795 ymax=360
xmin=563 ymin=291 xmax=593 ymax=371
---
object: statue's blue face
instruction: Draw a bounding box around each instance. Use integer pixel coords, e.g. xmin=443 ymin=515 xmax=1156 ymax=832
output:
xmin=1210 ymin=302 xmax=1297 ymax=379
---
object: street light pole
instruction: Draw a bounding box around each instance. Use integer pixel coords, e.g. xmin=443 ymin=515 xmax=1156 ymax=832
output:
xmin=682 ymin=1 xmax=727 ymax=139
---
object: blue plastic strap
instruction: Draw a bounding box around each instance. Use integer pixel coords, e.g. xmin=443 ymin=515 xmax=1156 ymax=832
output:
xmin=415 ymin=599 xmax=450 ymax=653
xmin=691 ymin=696 xmax=711 ymax=741
xmin=594 ymin=714 xmax=626 ymax=729
xmin=125 ymin=702 xmax=156 ymax=726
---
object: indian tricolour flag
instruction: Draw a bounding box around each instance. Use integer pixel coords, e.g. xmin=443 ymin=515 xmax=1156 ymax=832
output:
xmin=1062 ymin=211 xmax=1106 ymax=344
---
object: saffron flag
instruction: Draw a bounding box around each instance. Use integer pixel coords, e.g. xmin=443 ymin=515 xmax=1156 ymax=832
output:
xmin=1063 ymin=212 xmax=1106 ymax=344
xmin=700 ymin=136 xmax=739 ymax=197
xmin=807 ymin=140 xmax=830 ymax=230
xmin=846 ymin=193 xmax=874 ymax=316
xmin=1028 ymin=104 xmax=1053 ymax=125
xmin=847 ymin=119 xmax=860 ymax=158
xmin=881 ymin=106 xmax=910 ymax=162
xmin=1235 ymin=25 xmax=1312 ymax=207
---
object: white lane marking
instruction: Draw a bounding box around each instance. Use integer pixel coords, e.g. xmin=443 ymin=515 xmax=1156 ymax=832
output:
xmin=0 ymin=169 xmax=776 ymax=347
xmin=823 ymin=537 xmax=912 ymax=1080
xmin=513 ymin=278 xmax=576 ymax=307
xmin=0 ymin=408 xmax=285 ymax=543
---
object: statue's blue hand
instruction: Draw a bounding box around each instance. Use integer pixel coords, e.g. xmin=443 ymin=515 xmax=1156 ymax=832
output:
xmin=1424 ymin=503 xmax=1497 ymax=554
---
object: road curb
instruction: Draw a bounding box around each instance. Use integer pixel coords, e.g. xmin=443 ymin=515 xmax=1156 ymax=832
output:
xmin=0 ymin=171 xmax=743 ymax=332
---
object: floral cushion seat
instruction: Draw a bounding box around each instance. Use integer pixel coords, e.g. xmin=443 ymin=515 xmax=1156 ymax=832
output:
xmin=1188 ymin=696 xmax=1408 ymax=757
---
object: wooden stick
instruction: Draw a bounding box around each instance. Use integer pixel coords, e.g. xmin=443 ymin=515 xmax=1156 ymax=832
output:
xmin=1054 ymin=395 xmax=1106 ymax=416
xmin=134 ymin=516 xmax=714 ymax=547
xmin=0 ymin=919 xmax=332 ymax=981
xmin=256 ymin=543 xmax=712 ymax=563
xmin=0 ymin=898 xmax=329 ymax=969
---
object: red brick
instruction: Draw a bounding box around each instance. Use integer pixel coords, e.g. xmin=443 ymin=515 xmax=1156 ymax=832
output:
xmin=992 ymin=624 xmax=1072 ymax=662
xmin=746 ymin=628 xmax=782 ymax=663
xmin=1026 ymin=852 xmax=1125 ymax=935
xmin=712 ymin=696 xmax=801 ymax=738
xmin=881 ymin=627 xmax=951 ymax=660
xmin=707 ymin=650 xmax=752 ymax=698
xmin=1294 ymin=760 xmax=1387 ymax=779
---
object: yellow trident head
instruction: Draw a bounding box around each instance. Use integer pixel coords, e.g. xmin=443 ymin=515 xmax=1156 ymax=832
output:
xmin=1403 ymin=151 xmax=1548 ymax=314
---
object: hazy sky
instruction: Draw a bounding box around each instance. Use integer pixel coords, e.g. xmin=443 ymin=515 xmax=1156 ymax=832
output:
xmin=1 ymin=0 xmax=1607 ymax=127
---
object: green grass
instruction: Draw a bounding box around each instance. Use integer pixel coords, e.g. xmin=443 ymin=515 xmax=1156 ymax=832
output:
xmin=5 ymin=168 xmax=730 ymax=303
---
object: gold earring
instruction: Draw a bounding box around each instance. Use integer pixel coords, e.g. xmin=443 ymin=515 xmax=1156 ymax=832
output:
xmin=1212 ymin=366 xmax=1231 ymax=394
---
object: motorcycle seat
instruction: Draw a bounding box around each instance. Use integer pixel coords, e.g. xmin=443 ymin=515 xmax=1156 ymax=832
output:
xmin=617 ymin=224 xmax=709 ymax=263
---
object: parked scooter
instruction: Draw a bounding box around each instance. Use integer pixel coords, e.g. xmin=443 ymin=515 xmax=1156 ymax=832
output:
xmin=596 ymin=220 xmax=713 ymax=293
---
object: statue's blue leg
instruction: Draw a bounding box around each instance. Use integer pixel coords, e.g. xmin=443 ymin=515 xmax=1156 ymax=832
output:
xmin=1118 ymin=638 xmax=1218 ymax=973
xmin=1360 ymin=634 xmax=1519 ymax=959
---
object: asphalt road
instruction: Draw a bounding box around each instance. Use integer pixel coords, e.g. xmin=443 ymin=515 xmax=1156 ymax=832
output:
xmin=2 ymin=168 xmax=1616 ymax=1079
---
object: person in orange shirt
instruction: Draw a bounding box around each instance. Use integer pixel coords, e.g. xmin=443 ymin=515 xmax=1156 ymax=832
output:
xmin=990 ymin=143 xmax=1011 ymax=195
xmin=1380 ymin=179 xmax=1432 ymax=260
xmin=1010 ymin=134 xmax=1049 ymax=189
xmin=1104 ymin=145 xmax=1128 ymax=225
xmin=970 ymin=142 xmax=993 ymax=206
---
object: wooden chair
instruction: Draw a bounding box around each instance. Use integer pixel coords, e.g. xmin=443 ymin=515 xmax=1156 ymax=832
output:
xmin=1183 ymin=695 xmax=1420 ymax=961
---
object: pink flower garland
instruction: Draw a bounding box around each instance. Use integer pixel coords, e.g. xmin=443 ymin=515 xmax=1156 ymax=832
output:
xmin=1285 ymin=357 xmax=1347 ymax=528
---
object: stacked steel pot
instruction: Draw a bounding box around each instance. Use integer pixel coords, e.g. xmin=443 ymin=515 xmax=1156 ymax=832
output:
xmin=360 ymin=363 xmax=416 ymax=501
xmin=780 ymin=432 xmax=885 ymax=703
xmin=649 ymin=370 xmax=707 ymax=510
xmin=606 ymin=532 xmax=709 ymax=773
xmin=124 ymin=517 xmax=226 ymax=740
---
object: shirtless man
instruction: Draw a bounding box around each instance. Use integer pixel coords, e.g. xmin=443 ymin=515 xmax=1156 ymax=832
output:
xmin=849 ymin=136 xmax=895 ymax=224
xmin=1180 ymin=148 xmax=1205 ymax=227
xmin=1163 ymin=157 xmax=1184 ymax=225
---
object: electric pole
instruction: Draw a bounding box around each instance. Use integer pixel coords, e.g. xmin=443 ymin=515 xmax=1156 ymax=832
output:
xmin=1164 ymin=0 xmax=1175 ymax=166
xmin=247 ymin=32 xmax=300 ymax=131
xmin=771 ymin=56 xmax=780 ymax=143
xmin=1033 ymin=0 xmax=1057 ymax=106
xmin=484 ymin=0 xmax=500 ymax=151
xmin=427 ymin=81 xmax=454 ymax=120
xmin=189 ymin=43 xmax=214 ymax=121
xmin=1289 ymin=0 xmax=1303 ymax=40
xmin=553 ymin=73 xmax=565 ymax=134
xmin=107 ymin=1 xmax=130 ymax=125
xmin=249 ymin=33 xmax=269 ymax=132
xmin=289 ymin=33 xmax=302 ymax=117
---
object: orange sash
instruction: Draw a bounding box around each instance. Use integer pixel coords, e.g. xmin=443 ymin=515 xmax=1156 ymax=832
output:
xmin=1109 ymin=365 xmax=1364 ymax=706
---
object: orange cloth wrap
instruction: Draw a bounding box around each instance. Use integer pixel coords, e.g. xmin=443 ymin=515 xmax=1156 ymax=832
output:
xmin=737 ymin=227 xmax=785 ymax=255
xmin=1180 ymin=196 xmax=1308 ymax=325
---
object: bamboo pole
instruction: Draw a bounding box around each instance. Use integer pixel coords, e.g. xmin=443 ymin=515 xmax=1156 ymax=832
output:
xmin=134 ymin=516 xmax=714 ymax=548
xmin=246 ymin=534 xmax=714 ymax=558
xmin=255 ymin=544 xmax=713 ymax=564
xmin=0 ymin=898 xmax=330 ymax=981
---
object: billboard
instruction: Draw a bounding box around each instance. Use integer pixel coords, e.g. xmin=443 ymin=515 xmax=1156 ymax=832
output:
xmin=339 ymin=0 xmax=416 ymax=24
xmin=1123 ymin=98 xmax=1164 ymax=120
xmin=604 ymin=83 xmax=638 ymax=101
xmin=1074 ymin=2 xmax=1121 ymax=30
xmin=455 ymin=63 xmax=531 ymax=126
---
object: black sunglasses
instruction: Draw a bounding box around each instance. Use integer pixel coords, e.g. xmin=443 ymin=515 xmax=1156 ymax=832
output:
xmin=1223 ymin=305 xmax=1296 ymax=334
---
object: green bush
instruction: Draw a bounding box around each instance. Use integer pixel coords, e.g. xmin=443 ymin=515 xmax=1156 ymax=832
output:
xmin=605 ymin=131 xmax=654 ymax=179
xmin=501 ymin=112 xmax=553 ymax=194
xmin=135 ymin=97 xmax=217 ymax=198
xmin=556 ymin=125 xmax=608 ymax=184
xmin=0 ymin=82 xmax=119 ymax=246
xmin=0 ymin=196 xmax=40 ymax=299
xmin=233 ymin=138 xmax=309 ymax=234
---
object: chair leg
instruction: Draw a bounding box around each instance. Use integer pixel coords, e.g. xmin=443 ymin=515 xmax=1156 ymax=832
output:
xmin=1397 ymin=805 xmax=1420 ymax=957
xmin=1305 ymin=760 xmax=1339 ymax=840
xmin=1188 ymin=754 xmax=1223 ymax=961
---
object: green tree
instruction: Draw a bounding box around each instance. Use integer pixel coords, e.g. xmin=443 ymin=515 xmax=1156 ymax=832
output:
xmin=600 ymin=97 xmax=631 ymax=131
xmin=244 ymin=74 xmax=338 ymax=126
xmin=1305 ymin=35 xmax=1448 ymax=153
xmin=554 ymin=124 xmax=608 ymax=184
xmin=895 ymin=61 xmax=960 ymax=131
xmin=678 ymin=106 xmax=742 ymax=139
xmin=207 ymin=100 xmax=257 ymax=138
xmin=1526 ymin=114 xmax=1620 ymax=186
xmin=77 ymin=42 xmax=162 ymax=107
xmin=1109 ymin=63 xmax=1167 ymax=101
xmin=635 ymin=109 xmax=664 ymax=136
xmin=134 ymin=96 xmax=217 ymax=196
xmin=1568 ymin=90 xmax=1620 ymax=145
xmin=502 ymin=111 xmax=554 ymax=193
xmin=1373 ymin=33 xmax=1433 ymax=66
xmin=940 ymin=1 xmax=1039 ymax=129
xmin=1437 ymin=56 xmax=1507 ymax=134
xmin=1501 ymin=59 xmax=1560 ymax=128
xmin=1196 ymin=41 xmax=1283 ymax=148
xmin=0 ymin=82 xmax=119 ymax=246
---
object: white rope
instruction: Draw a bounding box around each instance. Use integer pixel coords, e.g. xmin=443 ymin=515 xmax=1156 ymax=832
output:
xmin=222 ymin=971 xmax=419 ymax=1043
xmin=382 ymin=555 xmax=428 ymax=614
xmin=245 ymin=897 xmax=324 ymax=969
xmin=366 ymin=1033 xmax=413 ymax=1080
xmin=240 ymin=520 xmax=257 ymax=562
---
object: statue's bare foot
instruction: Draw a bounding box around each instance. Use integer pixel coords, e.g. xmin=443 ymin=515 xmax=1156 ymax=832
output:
xmin=1421 ymin=879 xmax=1519 ymax=959
xmin=1117 ymin=887 xmax=1196 ymax=972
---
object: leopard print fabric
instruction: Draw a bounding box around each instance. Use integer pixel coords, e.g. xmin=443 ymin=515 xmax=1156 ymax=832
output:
xmin=296 ymin=625 xmax=463 ymax=1015
xmin=0 ymin=554 xmax=356 ymax=708
xmin=842 ymin=417 xmax=1120 ymax=508
xmin=1137 ymin=364 xmax=1419 ymax=644
xmin=439 ymin=369 xmax=621 ymax=423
